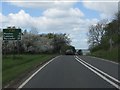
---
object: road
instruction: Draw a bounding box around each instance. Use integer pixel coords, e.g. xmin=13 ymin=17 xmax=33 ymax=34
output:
xmin=19 ymin=55 xmax=120 ymax=88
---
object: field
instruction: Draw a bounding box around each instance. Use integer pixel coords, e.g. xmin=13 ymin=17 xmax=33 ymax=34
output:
xmin=2 ymin=54 xmax=56 ymax=86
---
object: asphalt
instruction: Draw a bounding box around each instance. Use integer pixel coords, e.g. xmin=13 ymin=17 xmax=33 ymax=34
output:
xmin=78 ymin=56 xmax=120 ymax=81
xmin=21 ymin=55 xmax=119 ymax=88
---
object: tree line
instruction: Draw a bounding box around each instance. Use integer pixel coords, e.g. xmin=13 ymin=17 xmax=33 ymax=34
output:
xmin=88 ymin=11 xmax=120 ymax=52
xmin=1 ymin=27 xmax=76 ymax=55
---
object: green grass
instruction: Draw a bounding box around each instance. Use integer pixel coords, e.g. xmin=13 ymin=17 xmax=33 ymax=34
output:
xmin=2 ymin=54 xmax=57 ymax=86
xmin=90 ymin=47 xmax=119 ymax=63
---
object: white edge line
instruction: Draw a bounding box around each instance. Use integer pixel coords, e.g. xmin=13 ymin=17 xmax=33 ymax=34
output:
xmin=18 ymin=55 xmax=60 ymax=89
xmin=75 ymin=57 xmax=120 ymax=89
xmin=89 ymin=56 xmax=119 ymax=65
xmin=76 ymin=56 xmax=120 ymax=83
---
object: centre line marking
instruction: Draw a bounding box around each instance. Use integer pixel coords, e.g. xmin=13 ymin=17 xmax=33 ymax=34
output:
xmin=75 ymin=56 xmax=120 ymax=83
xmin=75 ymin=56 xmax=120 ymax=89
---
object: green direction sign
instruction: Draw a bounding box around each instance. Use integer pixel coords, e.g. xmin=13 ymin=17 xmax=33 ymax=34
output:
xmin=3 ymin=29 xmax=21 ymax=40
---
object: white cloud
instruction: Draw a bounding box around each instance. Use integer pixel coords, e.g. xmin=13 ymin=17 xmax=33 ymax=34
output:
xmin=1 ymin=5 xmax=98 ymax=49
xmin=0 ymin=13 xmax=2 ymax=23
xmin=0 ymin=13 xmax=2 ymax=27
xmin=1 ymin=10 xmax=33 ymax=28
xmin=43 ymin=8 xmax=84 ymax=18
xmin=2 ymin=0 xmax=119 ymax=49
xmin=83 ymin=1 xmax=118 ymax=19
xmin=2 ymin=8 xmax=85 ymax=29
xmin=70 ymin=33 xmax=89 ymax=49
xmin=7 ymin=0 xmax=77 ymax=10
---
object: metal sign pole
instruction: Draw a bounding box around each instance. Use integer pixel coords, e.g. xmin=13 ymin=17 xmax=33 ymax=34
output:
xmin=13 ymin=40 xmax=14 ymax=59
xmin=17 ymin=39 xmax=19 ymax=56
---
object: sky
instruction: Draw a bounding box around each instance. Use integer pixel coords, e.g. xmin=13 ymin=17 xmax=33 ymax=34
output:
xmin=0 ymin=0 xmax=119 ymax=49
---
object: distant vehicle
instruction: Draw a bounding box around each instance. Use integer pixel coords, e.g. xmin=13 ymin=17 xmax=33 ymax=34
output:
xmin=65 ymin=49 xmax=75 ymax=55
xmin=77 ymin=49 xmax=83 ymax=55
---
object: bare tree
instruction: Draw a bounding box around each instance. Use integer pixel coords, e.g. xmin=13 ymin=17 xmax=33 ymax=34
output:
xmin=87 ymin=20 xmax=107 ymax=49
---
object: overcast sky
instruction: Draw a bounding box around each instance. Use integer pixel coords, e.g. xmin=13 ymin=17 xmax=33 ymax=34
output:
xmin=0 ymin=0 xmax=119 ymax=49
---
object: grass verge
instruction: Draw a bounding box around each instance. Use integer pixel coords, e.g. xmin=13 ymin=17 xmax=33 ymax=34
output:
xmin=2 ymin=54 xmax=57 ymax=86
xmin=90 ymin=47 xmax=119 ymax=63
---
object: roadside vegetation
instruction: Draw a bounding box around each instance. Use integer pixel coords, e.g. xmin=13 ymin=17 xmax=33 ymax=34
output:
xmin=2 ymin=54 xmax=56 ymax=86
xmin=90 ymin=47 xmax=118 ymax=62
xmin=1 ymin=26 xmax=76 ymax=87
xmin=1 ymin=27 xmax=76 ymax=55
xmin=2 ymin=28 xmax=72 ymax=55
xmin=87 ymin=11 xmax=120 ymax=63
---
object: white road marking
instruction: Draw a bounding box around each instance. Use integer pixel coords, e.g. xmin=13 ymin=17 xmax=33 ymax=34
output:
xmin=75 ymin=57 xmax=120 ymax=89
xmin=76 ymin=56 xmax=120 ymax=83
xmin=89 ymin=56 xmax=119 ymax=65
xmin=18 ymin=56 xmax=60 ymax=89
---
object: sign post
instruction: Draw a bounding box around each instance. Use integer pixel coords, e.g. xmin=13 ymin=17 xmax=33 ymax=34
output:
xmin=3 ymin=28 xmax=21 ymax=58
